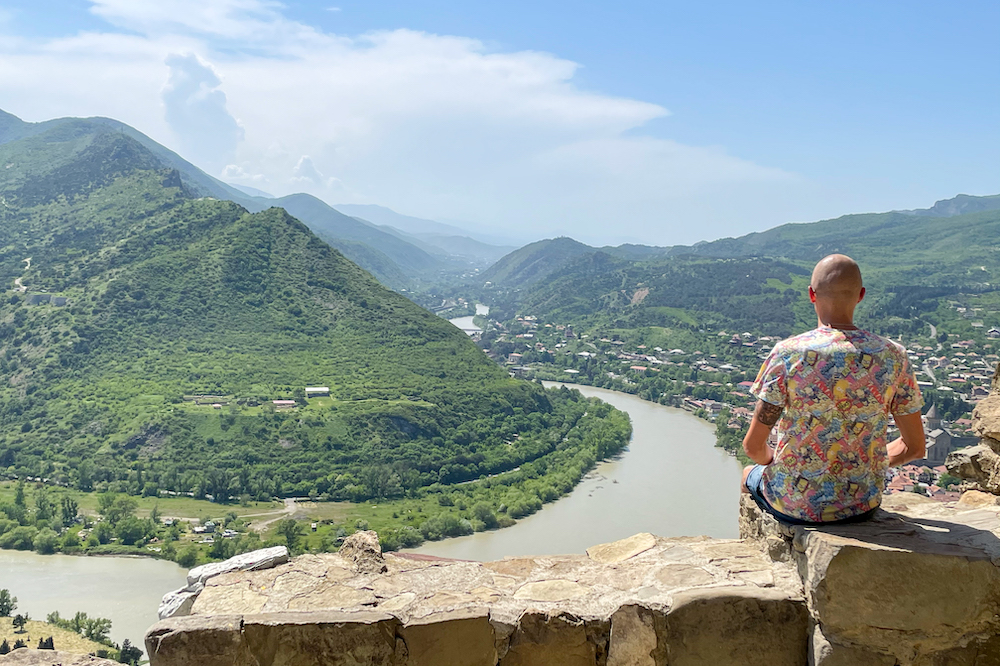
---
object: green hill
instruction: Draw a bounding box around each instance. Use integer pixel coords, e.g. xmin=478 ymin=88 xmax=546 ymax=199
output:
xmin=244 ymin=194 xmax=446 ymax=283
xmin=480 ymin=237 xmax=595 ymax=288
xmin=0 ymin=110 xmax=479 ymax=289
xmin=0 ymin=123 xmax=626 ymax=501
xmin=483 ymin=195 xmax=1000 ymax=340
xmin=668 ymin=198 xmax=1000 ymax=285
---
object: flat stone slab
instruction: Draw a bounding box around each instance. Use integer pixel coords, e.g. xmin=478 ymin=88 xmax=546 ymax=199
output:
xmin=187 ymin=536 xmax=801 ymax=625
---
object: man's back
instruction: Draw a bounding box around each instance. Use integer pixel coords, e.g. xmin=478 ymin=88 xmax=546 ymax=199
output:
xmin=751 ymin=325 xmax=923 ymax=522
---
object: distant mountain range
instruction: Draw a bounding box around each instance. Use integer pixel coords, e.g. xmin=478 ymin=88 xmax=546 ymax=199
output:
xmin=480 ymin=193 xmax=1000 ymax=337
xmin=0 ymin=110 xmax=512 ymax=290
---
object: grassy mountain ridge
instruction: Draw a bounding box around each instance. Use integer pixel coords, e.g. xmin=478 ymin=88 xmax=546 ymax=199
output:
xmin=242 ymin=193 xmax=445 ymax=287
xmin=480 ymin=194 xmax=1000 ymax=339
xmin=479 ymin=237 xmax=594 ymax=288
xmin=0 ymin=109 xmax=481 ymax=288
xmin=0 ymin=125 xmax=623 ymax=501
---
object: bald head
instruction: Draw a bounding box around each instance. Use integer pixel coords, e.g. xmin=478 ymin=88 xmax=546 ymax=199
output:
xmin=811 ymin=254 xmax=863 ymax=304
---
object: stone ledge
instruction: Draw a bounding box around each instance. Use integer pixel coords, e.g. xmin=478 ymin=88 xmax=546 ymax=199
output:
xmin=145 ymin=494 xmax=1000 ymax=666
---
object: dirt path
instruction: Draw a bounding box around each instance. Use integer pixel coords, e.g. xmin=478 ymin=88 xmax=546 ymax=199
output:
xmin=13 ymin=257 xmax=30 ymax=292
xmin=249 ymin=497 xmax=301 ymax=532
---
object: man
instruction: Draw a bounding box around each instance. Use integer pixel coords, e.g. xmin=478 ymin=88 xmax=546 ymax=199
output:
xmin=741 ymin=254 xmax=926 ymax=524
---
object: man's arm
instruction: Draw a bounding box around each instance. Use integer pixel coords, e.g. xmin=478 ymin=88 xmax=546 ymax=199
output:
xmin=887 ymin=410 xmax=926 ymax=467
xmin=742 ymin=400 xmax=782 ymax=465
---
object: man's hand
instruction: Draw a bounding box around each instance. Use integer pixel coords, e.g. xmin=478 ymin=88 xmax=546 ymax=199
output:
xmin=742 ymin=399 xmax=782 ymax=465
xmin=887 ymin=410 xmax=926 ymax=466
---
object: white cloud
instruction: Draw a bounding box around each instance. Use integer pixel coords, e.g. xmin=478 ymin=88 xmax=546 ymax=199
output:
xmin=0 ymin=0 xmax=808 ymax=244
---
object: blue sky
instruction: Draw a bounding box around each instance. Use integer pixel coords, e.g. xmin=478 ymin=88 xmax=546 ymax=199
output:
xmin=0 ymin=0 xmax=997 ymax=245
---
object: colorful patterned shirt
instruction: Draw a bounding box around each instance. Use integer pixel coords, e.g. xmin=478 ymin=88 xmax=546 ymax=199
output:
xmin=750 ymin=326 xmax=923 ymax=522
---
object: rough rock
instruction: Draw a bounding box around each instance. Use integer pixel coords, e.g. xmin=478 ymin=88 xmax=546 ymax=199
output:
xmin=145 ymin=614 xmax=248 ymax=666
xmin=800 ymin=509 xmax=1000 ymax=660
xmin=0 ymin=650 xmax=119 ymax=666
xmin=946 ymin=444 xmax=1000 ymax=493
xmin=187 ymin=545 xmax=290 ymax=587
xmin=157 ymin=546 xmax=289 ymax=620
xmin=607 ymin=605 xmax=663 ymax=666
xmin=339 ymin=530 xmax=388 ymax=574
xmin=500 ymin=611 xmax=607 ymax=666
xmin=810 ymin=625 xmax=895 ymax=666
xmin=398 ymin=607 xmax=496 ymax=666
xmin=973 ymin=393 xmax=1000 ymax=442
xmin=158 ymin=583 xmax=202 ymax=620
xmin=958 ymin=489 xmax=1000 ymax=508
xmin=242 ymin=610 xmax=399 ymax=666
xmin=662 ymin=587 xmax=808 ymax=666
xmin=585 ymin=533 xmax=656 ymax=564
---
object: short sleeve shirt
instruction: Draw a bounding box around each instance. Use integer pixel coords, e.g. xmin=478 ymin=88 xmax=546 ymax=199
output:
xmin=750 ymin=326 xmax=923 ymax=522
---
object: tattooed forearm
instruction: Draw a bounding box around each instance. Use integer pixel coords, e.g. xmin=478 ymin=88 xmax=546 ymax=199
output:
xmin=756 ymin=400 xmax=783 ymax=427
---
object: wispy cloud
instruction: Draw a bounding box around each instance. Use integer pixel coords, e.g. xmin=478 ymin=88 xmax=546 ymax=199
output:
xmin=0 ymin=0 xmax=805 ymax=244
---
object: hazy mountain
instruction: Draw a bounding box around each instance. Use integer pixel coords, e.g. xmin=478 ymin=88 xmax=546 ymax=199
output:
xmin=335 ymin=203 xmax=522 ymax=249
xmin=480 ymin=237 xmax=595 ymax=288
xmin=0 ymin=110 xmax=478 ymax=287
xmin=242 ymin=193 xmax=445 ymax=284
xmin=229 ymin=183 xmax=274 ymax=198
xmin=0 ymin=121 xmax=573 ymax=497
xmin=900 ymin=193 xmax=1000 ymax=218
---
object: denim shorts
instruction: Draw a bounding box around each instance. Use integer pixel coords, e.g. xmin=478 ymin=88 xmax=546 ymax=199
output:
xmin=744 ymin=465 xmax=877 ymax=526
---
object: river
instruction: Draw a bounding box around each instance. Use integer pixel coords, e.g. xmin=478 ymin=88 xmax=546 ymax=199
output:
xmin=0 ymin=550 xmax=186 ymax=648
xmin=410 ymin=383 xmax=744 ymax=561
xmin=0 ymin=380 xmax=742 ymax=645
xmin=448 ymin=303 xmax=489 ymax=335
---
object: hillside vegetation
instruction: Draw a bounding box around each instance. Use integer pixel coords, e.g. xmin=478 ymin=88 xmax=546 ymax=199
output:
xmin=0 ymin=122 xmax=630 ymax=506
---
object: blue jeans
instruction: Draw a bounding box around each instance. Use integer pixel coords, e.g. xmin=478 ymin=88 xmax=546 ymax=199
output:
xmin=744 ymin=465 xmax=877 ymax=526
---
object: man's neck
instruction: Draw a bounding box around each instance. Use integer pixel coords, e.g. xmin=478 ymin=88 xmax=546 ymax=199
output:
xmin=816 ymin=313 xmax=857 ymax=330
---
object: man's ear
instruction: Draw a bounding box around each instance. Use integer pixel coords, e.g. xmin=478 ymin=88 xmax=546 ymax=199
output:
xmin=858 ymin=287 xmax=866 ymax=303
xmin=808 ymin=286 xmax=817 ymax=303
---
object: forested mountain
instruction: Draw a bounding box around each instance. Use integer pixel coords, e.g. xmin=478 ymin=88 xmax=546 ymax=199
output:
xmin=668 ymin=198 xmax=1000 ymax=281
xmin=243 ymin=193 xmax=445 ymax=288
xmin=0 ymin=110 xmax=492 ymax=288
xmin=482 ymin=194 xmax=1000 ymax=338
xmin=479 ymin=237 xmax=595 ymax=288
xmin=0 ymin=120 xmax=617 ymax=500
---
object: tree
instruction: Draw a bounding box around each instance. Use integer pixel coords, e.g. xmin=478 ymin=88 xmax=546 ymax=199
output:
xmin=0 ymin=589 xmax=16 ymax=616
xmin=275 ymin=519 xmax=304 ymax=551
xmin=60 ymin=497 xmax=79 ymax=526
xmin=34 ymin=487 xmax=54 ymax=522
xmin=13 ymin=481 xmax=25 ymax=509
xmin=12 ymin=639 xmax=25 ymax=650
xmin=118 ymin=638 xmax=142 ymax=665
xmin=12 ymin=613 xmax=27 ymax=632
xmin=0 ymin=639 xmax=9 ymax=654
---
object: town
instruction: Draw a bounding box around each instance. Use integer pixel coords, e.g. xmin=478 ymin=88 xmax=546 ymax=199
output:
xmin=457 ymin=302 xmax=1000 ymax=504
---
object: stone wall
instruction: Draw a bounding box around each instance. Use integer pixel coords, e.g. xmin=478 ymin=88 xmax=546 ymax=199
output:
xmin=144 ymin=492 xmax=1000 ymax=666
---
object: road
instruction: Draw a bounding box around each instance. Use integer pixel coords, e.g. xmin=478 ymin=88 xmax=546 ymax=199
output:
xmin=13 ymin=257 xmax=30 ymax=292
xmin=247 ymin=497 xmax=303 ymax=532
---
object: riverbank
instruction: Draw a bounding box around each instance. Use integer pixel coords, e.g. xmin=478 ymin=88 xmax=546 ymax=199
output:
xmin=0 ymin=549 xmax=187 ymax=649
xmin=410 ymin=383 xmax=743 ymax=560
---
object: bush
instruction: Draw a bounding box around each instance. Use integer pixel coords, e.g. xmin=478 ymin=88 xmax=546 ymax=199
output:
xmin=33 ymin=528 xmax=60 ymax=554
xmin=471 ymin=503 xmax=498 ymax=529
xmin=419 ymin=513 xmax=474 ymax=541
xmin=0 ymin=526 xmax=38 ymax=550
xmin=176 ymin=547 xmax=198 ymax=568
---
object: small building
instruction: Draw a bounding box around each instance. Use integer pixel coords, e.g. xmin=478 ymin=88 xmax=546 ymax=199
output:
xmin=305 ymin=387 xmax=330 ymax=397
xmin=26 ymin=294 xmax=51 ymax=305
xmin=988 ymin=327 xmax=1000 ymax=339
xmin=273 ymin=400 xmax=297 ymax=409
